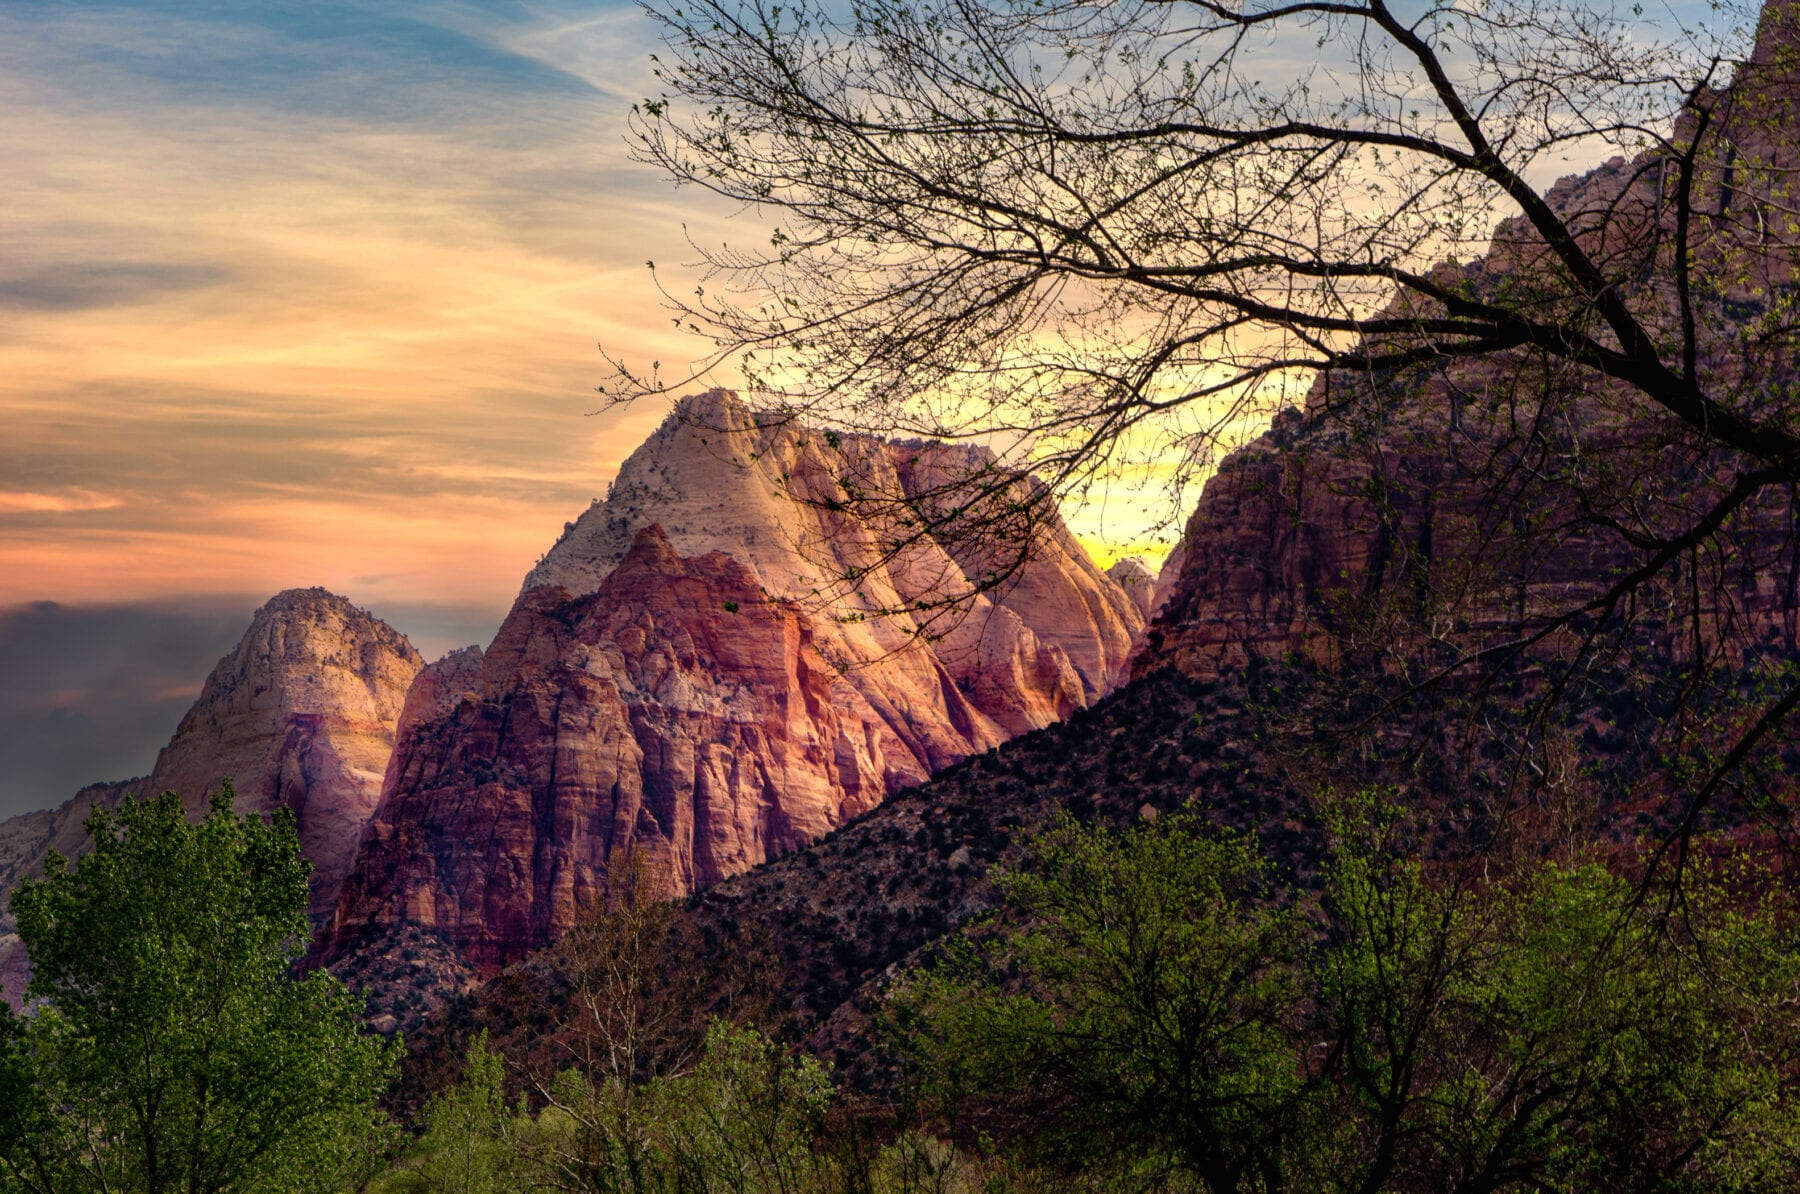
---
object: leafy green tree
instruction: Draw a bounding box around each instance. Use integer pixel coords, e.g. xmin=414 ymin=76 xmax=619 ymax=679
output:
xmin=0 ymin=786 xmax=399 ymax=1194
xmin=522 ymin=1020 xmax=831 ymax=1194
xmin=413 ymin=1032 xmax=532 ymax=1194
xmin=655 ymin=1020 xmax=834 ymax=1194
xmin=1318 ymin=798 xmax=1800 ymax=1193
xmin=902 ymin=803 xmax=1800 ymax=1192
xmin=900 ymin=814 xmax=1310 ymax=1191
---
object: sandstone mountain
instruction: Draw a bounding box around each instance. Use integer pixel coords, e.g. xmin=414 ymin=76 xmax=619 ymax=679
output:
xmin=145 ymin=588 xmax=424 ymax=925
xmin=324 ymin=393 xmax=1146 ymax=972
xmin=1144 ymin=9 xmax=1800 ymax=685
xmin=373 ymin=5 xmax=1800 ymax=1103
xmin=1104 ymin=557 xmax=1156 ymax=621
xmin=0 ymin=589 xmax=423 ymax=959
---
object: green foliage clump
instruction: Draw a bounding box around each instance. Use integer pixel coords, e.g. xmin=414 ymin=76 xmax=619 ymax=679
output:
xmin=410 ymin=1032 xmax=532 ymax=1194
xmin=899 ymin=796 xmax=1800 ymax=1193
xmin=555 ymin=1018 xmax=833 ymax=1193
xmin=900 ymin=816 xmax=1308 ymax=1190
xmin=1318 ymin=798 xmax=1800 ymax=1193
xmin=0 ymin=785 xmax=400 ymax=1194
xmin=390 ymin=1020 xmax=836 ymax=1194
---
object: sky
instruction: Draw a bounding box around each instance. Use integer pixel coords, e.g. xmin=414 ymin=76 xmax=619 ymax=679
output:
xmin=0 ymin=0 xmax=755 ymax=816
xmin=1 ymin=0 xmax=708 ymax=616
xmin=0 ymin=0 xmax=1207 ymax=820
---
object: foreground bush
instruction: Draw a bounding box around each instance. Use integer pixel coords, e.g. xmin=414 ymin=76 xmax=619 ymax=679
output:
xmin=390 ymin=1022 xmax=1029 ymax=1194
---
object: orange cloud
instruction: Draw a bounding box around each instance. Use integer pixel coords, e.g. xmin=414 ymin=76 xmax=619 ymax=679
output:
xmin=0 ymin=0 xmax=1194 ymax=616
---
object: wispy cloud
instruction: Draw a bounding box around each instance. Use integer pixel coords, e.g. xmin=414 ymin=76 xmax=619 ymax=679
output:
xmin=0 ymin=261 xmax=233 ymax=312
xmin=0 ymin=0 xmax=728 ymax=609
xmin=0 ymin=490 xmax=127 ymax=515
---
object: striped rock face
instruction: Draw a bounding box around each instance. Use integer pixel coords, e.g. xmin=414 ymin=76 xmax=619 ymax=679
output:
xmin=322 ymin=394 xmax=1145 ymax=971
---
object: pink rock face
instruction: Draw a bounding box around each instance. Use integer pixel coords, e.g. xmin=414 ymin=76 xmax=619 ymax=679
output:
xmin=142 ymin=589 xmax=424 ymax=927
xmin=1139 ymin=402 xmax=1392 ymax=680
xmin=330 ymin=528 xmax=928 ymax=967
xmin=326 ymin=399 xmax=1147 ymax=970
xmin=0 ymin=591 xmax=423 ymax=935
xmin=1142 ymin=25 xmax=1800 ymax=682
xmin=888 ymin=440 xmax=1144 ymax=700
xmin=1145 ymin=374 xmax=1800 ymax=683
xmin=526 ymin=390 xmax=1143 ymax=705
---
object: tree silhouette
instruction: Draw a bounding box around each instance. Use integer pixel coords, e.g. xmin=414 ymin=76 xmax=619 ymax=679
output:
xmin=619 ymin=0 xmax=1800 ymax=853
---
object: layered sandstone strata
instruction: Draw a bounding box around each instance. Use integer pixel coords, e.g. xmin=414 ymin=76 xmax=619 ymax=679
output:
xmin=1144 ymin=11 xmax=1800 ymax=681
xmin=525 ymin=390 xmax=1141 ymax=704
xmin=327 ymin=396 xmax=1145 ymax=969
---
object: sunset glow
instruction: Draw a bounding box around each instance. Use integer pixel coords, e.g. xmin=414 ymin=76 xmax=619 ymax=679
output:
xmin=0 ymin=0 xmax=733 ymax=614
xmin=0 ymin=0 xmax=1195 ymax=816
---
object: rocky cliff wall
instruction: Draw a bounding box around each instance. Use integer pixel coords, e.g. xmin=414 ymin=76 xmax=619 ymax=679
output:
xmin=1143 ymin=14 xmax=1800 ymax=682
xmin=326 ymin=396 xmax=1145 ymax=971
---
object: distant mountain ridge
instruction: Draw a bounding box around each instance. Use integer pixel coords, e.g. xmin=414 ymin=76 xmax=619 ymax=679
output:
xmin=0 ymin=395 xmax=1154 ymax=1009
xmin=0 ymin=589 xmax=423 ymax=1004
xmin=383 ymin=0 xmax=1800 ymax=1084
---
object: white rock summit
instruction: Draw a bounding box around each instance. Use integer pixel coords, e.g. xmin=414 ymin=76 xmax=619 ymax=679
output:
xmin=325 ymin=391 xmax=1148 ymax=969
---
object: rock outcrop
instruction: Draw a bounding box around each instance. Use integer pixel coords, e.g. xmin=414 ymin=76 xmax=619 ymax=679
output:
xmin=0 ymin=779 xmax=139 ymax=931
xmin=0 ymin=590 xmax=424 ymax=936
xmin=326 ymin=395 xmax=1145 ymax=971
xmin=145 ymin=589 xmax=424 ymax=925
xmin=0 ymin=778 xmax=139 ymax=1001
xmin=1106 ymin=558 xmax=1156 ymax=620
xmin=1142 ymin=14 xmax=1800 ymax=682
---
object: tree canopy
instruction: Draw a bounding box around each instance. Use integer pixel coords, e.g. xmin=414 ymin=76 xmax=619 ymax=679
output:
xmin=0 ymin=786 xmax=398 ymax=1194
xmin=901 ymin=803 xmax=1800 ymax=1191
xmin=626 ymin=0 xmax=1799 ymax=477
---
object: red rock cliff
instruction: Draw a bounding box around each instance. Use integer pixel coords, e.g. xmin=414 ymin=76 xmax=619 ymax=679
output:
xmin=326 ymin=398 xmax=1145 ymax=970
xmin=1142 ymin=16 xmax=1800 ymax=682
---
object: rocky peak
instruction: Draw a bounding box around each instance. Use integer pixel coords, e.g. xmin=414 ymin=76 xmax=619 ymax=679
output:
xmin=1106 ymin=558 xmax=1156 ymax=620
xmin=323 ymin=400 xmax=1147 ymax=973
xmin=1 ymin=590 xmax=423 ymax=1003
xmin=136 ymin=588 xmax=423 ymax=927
xmin=526 ymin=391 xmax=1142 ymax=698
xmin=614 ymin=521 xmax=686 ymax=576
